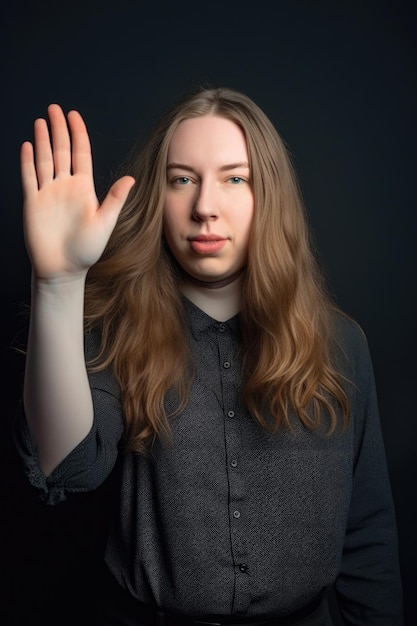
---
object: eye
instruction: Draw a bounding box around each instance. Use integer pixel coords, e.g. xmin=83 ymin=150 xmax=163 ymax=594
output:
xmin=173 ymin=176 xmax=191 ymax=185
xmin=228 ymin=176 xmax=245 ymax=184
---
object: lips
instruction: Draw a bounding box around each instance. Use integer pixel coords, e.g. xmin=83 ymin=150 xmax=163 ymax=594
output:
xmin=189 ymin=235 xmax=228 ymax=255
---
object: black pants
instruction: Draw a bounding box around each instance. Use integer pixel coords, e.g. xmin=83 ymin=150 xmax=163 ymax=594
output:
xmin=93 ymin=570 xmax=333 ymax=626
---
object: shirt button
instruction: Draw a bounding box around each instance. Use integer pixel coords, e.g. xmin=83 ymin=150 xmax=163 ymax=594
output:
xmin=227 ymin=410 xmax=235 ymax=418
xmin=233 ymin=510 xmax=241 ymax=519
xmin=223 ymin=361 xmax=231 ymax=369
xmin=218 ymin=324 xmax=226 ymax=333
xmin=238 ymin=563 xmax=249 ymax=574
xmin=231 ymin=460 xmax=238 ymax=468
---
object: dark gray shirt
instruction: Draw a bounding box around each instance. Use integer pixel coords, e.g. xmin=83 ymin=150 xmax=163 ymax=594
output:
xmin=15 ymin=298 xmax=403 ymax=624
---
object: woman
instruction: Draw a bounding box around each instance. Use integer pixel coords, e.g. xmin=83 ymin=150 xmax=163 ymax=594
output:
xmin=15 ymin=87 xmax=403 ymax=625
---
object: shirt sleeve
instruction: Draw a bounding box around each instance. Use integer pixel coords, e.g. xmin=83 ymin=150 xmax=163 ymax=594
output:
xmin=333 ymin=320 xmax=404 ymax=624
xmin=13 ymin=331 xmax=125 ymax=505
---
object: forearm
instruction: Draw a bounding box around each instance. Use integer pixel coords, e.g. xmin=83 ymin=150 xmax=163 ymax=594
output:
xmin=24 ymin=273 xmax=94 ymax=476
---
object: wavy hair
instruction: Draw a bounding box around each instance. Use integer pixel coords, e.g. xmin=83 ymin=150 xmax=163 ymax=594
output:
xmin=84 ymin=86 xmax=350 ymax=452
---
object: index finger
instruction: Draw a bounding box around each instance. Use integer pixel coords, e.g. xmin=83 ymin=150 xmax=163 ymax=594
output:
xmin=67 ymin=109 xmax=93 ymax=177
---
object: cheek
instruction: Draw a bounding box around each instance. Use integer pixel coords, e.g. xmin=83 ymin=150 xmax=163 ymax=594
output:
xmin=162 ymin=219 xmax=174 ymax=244
xmin=162 ymin=201 xmax=177 ymax=236
xmin=240 ymin=202 xmax=255 ymax=238
xmin=163 ymin=211 xmax=185 ymax=253
xmin=164 ymin=195 xmax=185 ymax=222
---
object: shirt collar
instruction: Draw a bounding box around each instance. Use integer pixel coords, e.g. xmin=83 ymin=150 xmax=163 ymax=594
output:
xmin=181 ymin=295 xmax=241 ymax=340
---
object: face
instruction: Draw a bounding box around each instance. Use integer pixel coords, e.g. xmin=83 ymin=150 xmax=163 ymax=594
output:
xmin=163 ymin=115 xmax=254 ymax=284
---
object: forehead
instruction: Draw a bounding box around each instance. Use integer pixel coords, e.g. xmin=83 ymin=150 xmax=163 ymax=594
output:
xmin=167 ymin=115 xmax=248 ymax=162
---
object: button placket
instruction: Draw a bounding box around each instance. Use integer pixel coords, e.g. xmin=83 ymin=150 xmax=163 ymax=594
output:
xmin=216 ymin=321 xmax=250 ymax=611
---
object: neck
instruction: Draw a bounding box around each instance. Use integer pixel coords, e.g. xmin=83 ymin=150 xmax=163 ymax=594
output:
xmin=180 ymin=270 xmax=245 ymax=322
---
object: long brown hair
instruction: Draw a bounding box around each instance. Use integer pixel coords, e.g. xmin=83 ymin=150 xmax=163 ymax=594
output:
xmin=84 ymin=86 xmax=350 ymax=452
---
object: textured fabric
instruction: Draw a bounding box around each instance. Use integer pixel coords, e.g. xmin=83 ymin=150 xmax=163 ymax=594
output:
xmin=14 ymin=297 xmax=403 ymax=624
xmin=94 ymin=565 xmax=332 ymax=625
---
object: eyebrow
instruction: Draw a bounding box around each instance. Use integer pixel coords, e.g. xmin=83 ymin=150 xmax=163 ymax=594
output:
xmin=166 ymin=161 xmax=250 ymax=172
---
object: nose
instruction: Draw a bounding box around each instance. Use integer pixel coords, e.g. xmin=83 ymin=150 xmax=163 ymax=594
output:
xmin=192 ymin=181 xmax=219 ymax=221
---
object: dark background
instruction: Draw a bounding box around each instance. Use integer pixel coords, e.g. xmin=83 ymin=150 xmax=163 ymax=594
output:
xmin=1 ymin=1 xmax=416 ymax=624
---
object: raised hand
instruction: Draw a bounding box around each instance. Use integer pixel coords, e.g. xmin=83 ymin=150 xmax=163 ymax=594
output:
xmin=20 ymin=104 xmax=135 ymax=280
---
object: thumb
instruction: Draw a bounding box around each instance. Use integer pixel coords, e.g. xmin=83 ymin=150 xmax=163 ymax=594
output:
xmin=99 ymin=176 xmax=136 ymax=228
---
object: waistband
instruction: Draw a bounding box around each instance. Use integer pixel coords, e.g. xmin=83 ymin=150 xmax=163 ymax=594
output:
xmin=146 ymin=595 xmax=326 ymax=625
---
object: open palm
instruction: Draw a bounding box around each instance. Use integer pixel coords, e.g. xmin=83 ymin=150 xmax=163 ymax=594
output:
xmin=21 ymin=104 xmax=135 ymax=280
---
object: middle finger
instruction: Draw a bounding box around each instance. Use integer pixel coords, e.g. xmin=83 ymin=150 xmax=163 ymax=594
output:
xmin=48 ymin=103 xmax=72 ymax=177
